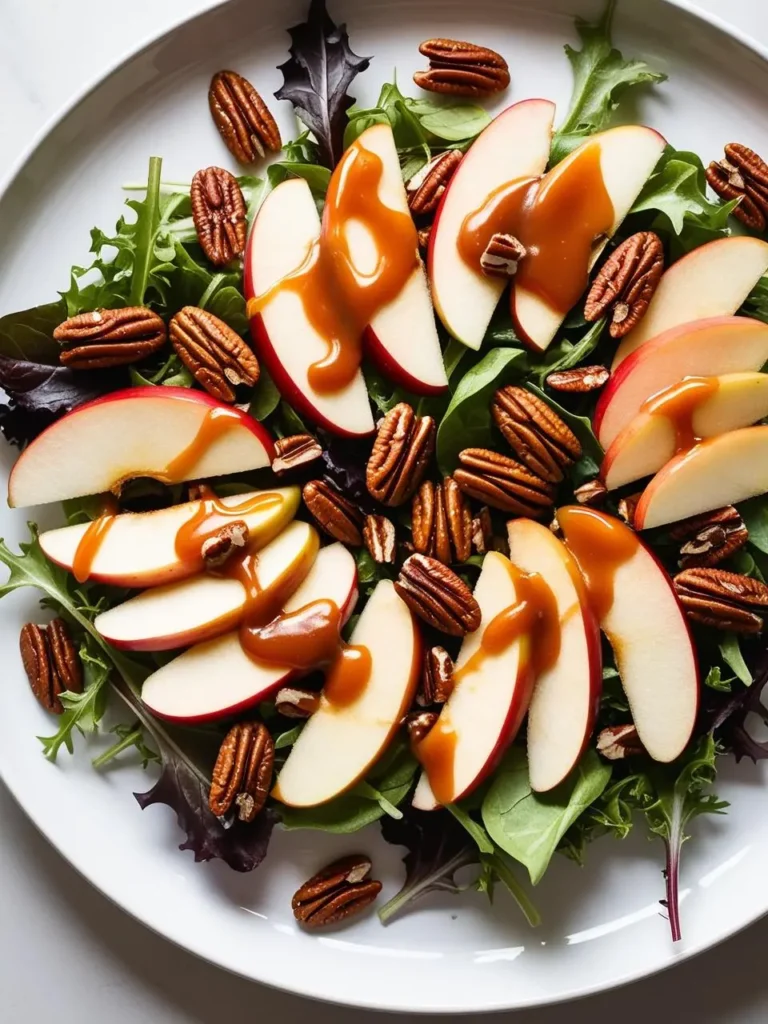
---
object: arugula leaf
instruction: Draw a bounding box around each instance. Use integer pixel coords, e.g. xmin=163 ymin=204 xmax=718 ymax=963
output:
xmin=704 ymin=665 xmax=734 ymax=693
xmin=92 ymin=722 xmax=159 ymax=770
xmin=481 ymin=747 xmax=612 ymax=884
xmin=552 ymin=0 xmax=666 ymax=164
xmin=275 ymin=0 xmax=371 ymax=168
xmin=39 ymin=641 xmax=111 ymax=761
xmin=436 ymin=347 xmax=528 ymax=476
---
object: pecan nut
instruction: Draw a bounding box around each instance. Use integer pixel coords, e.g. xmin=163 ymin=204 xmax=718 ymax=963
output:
xmin=209 ymin=70 xmax=281 ymax=163
xmin=480 ymin=233 xmax=526 ymax=278
xmin=201 ymin=519 xmax=249 ymax=569
xmin=674 ymin=567 xmax=768 ymax=634
xmin=418 ymin=645 xmax=455 ymax=706
xmin=491 ymin=386 xmax=582 ymax=484
xmin=191 ymin=166 xmax=247 ymax=267
xmin=303 ymin=479 xmax=364 ymax=546
xmin=471 ymin=506 xmax=493 ymax=555
xmin=546 ymin=365 xmax=610 ymax=393
xmin=169 ymin=306 xmax=259 ymax=403
xmin=404 ymin=710 xmax=439 ymax=748
xmin=275 ymin=686 xmax=320 ymax=719
xmin=669 ymin=505 xmax=748 ymax=569
xmin=454 ymin=448 xmax=555 ymax=516
xmin=363 ymin=514 xmax=397 ymax=564
xmin=54 ymin=307 xmax=166 ymax=369
xmin=417 ymin=225 xmax=432 ymax=252
xmin=617 ymin=492 xmax=641 ymax=528
xmin=573 ymin=479 xmax=608 ymax=508
xmin=414 ymin=38 xmax=510 ymax=97
xmin=366 ymin=403 xmax=435 ymax=506
xmin=407 ymin=150 xmax=463 ymax=216
xmin=272 ymin=434 xmax=323 ymax=475
xmin=412 ymin=477 xmax=472 ymax=565
xmin=706 ymin=143 xmax=768 ymax=230
xmin=597 ymin=724 xmax=644 ymax=760
xmin=209 ymin=721 xmax=274 ymax=822
xmin=292 ymin=855 xmax=382 ymax=928
xmin=584 ymin=232 xmax=665 ymax=339
xmin=395 ymin=553 xmax=481 ymax=635
xmin=20 ymin=619 xmax=82 ymax=714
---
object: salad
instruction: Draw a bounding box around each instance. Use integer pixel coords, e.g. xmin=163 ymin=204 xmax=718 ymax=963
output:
xmin=2 ymin=0 xmax=768 ymax=943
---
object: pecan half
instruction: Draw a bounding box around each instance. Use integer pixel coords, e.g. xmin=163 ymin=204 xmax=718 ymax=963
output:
xmin=366 ymin=403 xmax=435 ymax=506
xmin=669 ymin=505 xmax=748 ymax=569
xmin=412 ymin=477 xmax=472 ymax=566
xmin=584 ymin=232 xmax=665 ymax=339
xmin=275 ymin=686 xmax=320 ymax=719
xmin=209 ymin=721 xmax=274 ymax=822
xmin=597 ymin=724 xmax=644 ymax=760
xmin=201 ymin=519 xmax=249 ymax=569
xmin=574 ymin=479 xmax=608 ymax=508
xmin=471 ymin=506 xmax=493 ymax=554
xmin=404 ymin=710 xmax=439 ymax=748
xmin=54 ymin=307 xmax=166 ymax=369
xmin=169 ymin=306 xmax=259 ymax=402
xmin=303 ymin=479 xmax=364 ymax=546
xmin=292 ymin=855 xmax=382 ymax=928
xmin=407 ymin=150 xmax=463 ymax=216
xmin=191 ymin=166 xmax=247 ymax=267
xmin=417 ymin=225 xmax=432 ymax=251
xmin=418 ymin=645 xmax=455 ymax=706
xmin=546 ymin=365 xmax=609 ymax=393
xmin=491 ymin=386 xmax=582 ymax=484
xmin=415 ymin=38 xmax=510 ymax=97
xmin=706 ymin=143 xmax=768 ymax=230
xmin=480 ymin=233 xmax=526 ymax=278
xmin=209 ymin=70 xmax=281 ymax=164
xmin=363 ymin=514 xmax=397 ymax=564
xmin=395 ymin=553 xmax=481 ymax=635
xmin=20 ymin=619 xmax=82 ymax=714
xmin=674 ymin=567 xmax=768 ymax=634
xmin=272 ymin=434 xmax=323 ymax=475
xmin=454 ymin=448 xmax=554 ymax=516
xmin=617 ymin=492 xmax=641 ymax=528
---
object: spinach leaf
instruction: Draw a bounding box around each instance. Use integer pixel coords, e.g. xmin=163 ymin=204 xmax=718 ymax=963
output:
xmin=530 ymin=319 xmax=605 ymax=384
xmin=414 ymin=102 xmax=491 ymax=143
xmin=0 ymin=300 xmax=65 ymax=364
xmin=552 ymin=0 xmax=666 ymax=164
xmin=481 ymin=747 xmax=612 ymax=884
xmin=719 ymin=633 xmax=752 ymax=686
xmin=249 ymin=369 xmax=282 ymax=421
xmin=739 ymin=496 xmax=768 ymax=554
xmin=436 ymin=346 xmax=528 ymax=475
xmin=275 ymin=0 xmax=371 ymax=168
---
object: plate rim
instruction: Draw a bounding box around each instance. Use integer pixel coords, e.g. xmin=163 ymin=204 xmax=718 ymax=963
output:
xmin=2 ymin=0 xmax=768 ymax=1012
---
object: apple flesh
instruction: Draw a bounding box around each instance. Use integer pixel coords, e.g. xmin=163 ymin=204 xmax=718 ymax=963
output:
xmin=635 ymin=425 xmax=768 ymax=530
xmin=8 ymin=387 xmax=275 ymax=508
xmin=94 ymin=520 xmax=319 ymax=651
xmin=612 ymin=236 xmax=768 ymax=369
xmin=602 ymin=372 xmax=768 ymax=490
xmin=39 ymin=487 xmax=300 ymax=588
xmin=412 ymin=551 xmax=536 ymax=810
xmin=428 ymin=99 xmax=556 ymax=350
xmin=141 ymin=544 xmax=358 ymax=723
xmin=594 ymin=316 xmax=768 ymax=449
xmin=511 ymin=125 xmax=667 ymax=352
xmin=245 ymin=178 xmax=375 ymax=438
xmin=556 ymin=506 xmax=698 ymax=763
xmin=506 ymin=519 xmax=602 ymax=793
xmin=272 ymin=580 xmax=420 ymax=808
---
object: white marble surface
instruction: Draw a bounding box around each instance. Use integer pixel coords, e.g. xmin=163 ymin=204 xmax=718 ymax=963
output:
xmin=3 ymin=1 xmax=768 ymax=1021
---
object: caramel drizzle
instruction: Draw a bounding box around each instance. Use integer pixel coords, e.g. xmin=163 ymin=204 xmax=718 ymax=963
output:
xmin=557 ymin=506 xmax=639 ymax=623
xmin=641 ymin=376 xmax=721 ymax=455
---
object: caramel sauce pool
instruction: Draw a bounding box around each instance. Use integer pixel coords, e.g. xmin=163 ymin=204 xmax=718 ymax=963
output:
xmin=557 ymin=506 xmax=639 ymax=622
xmin=248 ymin=140 xmax=419 ymax=394
xmin=641 ymin=376 xmax=720 ymax=454
xmin=174 ymin=491 xmax=284 ymax=566
xmin=457 ymin=140 xmax=614 ymax=317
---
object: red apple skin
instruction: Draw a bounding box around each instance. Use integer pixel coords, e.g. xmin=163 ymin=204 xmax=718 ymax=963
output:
xmin=146 ymin=581 xmax=360 ymax=724
xmin=364 ymin=324 xmax=448 ymax=396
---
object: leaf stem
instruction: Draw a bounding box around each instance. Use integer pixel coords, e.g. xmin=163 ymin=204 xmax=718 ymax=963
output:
xmin=129 ymin=156 xmax=162 ymax=306
xmin=92 ymin=725 xmax=144 ymax=769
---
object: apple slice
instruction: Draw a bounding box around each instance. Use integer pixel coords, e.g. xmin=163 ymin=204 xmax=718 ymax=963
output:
xmin=594 ymin=316 xmax=768 ymax=449
xmin=245 ymin=178 xmax=375 ymax=438
xmin=428 ymin=99 xmax=556 ymax=349
xmin=511 ymin=125 xmax=667 ymax=352
xmin=612 ymin=236 xmax=768 ymax=369
xmin=557 ymin=506 xmax=698 ymax=763
xmin=38 ymin=487 xmax=300 ymax=588
xmin=272 ymin=580 xmax=420 ymax=807
xmin=635 ymin=425 xmax=768 ymax=530
xmin=141 ymin=544 xmax=358 ymax=723
xmin=412 ymin=551 xmax=536 ymax=809
xmin=506 ymin=519 xmax=602 ymax=792
xmin=602 ymin=372 xmax=768 ymax=490
xmin=94 ymin=520 xmax=319 ymax=651
xmin=8 ymin=387 xmax=274 ymax=509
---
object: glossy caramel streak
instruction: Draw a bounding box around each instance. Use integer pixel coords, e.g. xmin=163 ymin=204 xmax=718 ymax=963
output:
xmin=72 ymin=514 xmax=117 ymax=584
xmin=174 ymin=491 xmax=284 ymax=565
xmin=557 ymin=506 xmax=639 ymax=623
xmin=239 ymin=599 xmax=342 ymax=671
xmin=162 ymin=406 xmax=245 ymax=482
xmin=323 ymin=644 xmax=373 ymax=709
xmin=642 ymin=376 xmax=720 ymax=455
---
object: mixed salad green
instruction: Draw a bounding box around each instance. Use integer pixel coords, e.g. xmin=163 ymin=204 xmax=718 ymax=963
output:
xmin=0 ymin=0 xmax=766 ymax=941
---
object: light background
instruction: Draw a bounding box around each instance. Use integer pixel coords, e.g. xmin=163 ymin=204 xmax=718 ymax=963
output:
xmin=2 ymin=1 xmax=768 ymax=1020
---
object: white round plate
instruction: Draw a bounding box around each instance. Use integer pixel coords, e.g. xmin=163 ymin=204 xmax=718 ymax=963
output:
xmin=1 ymin=0 xmax=768 ymax=1013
